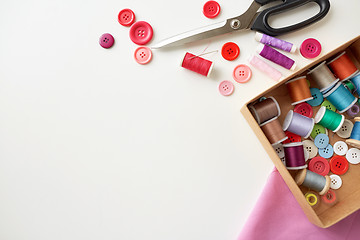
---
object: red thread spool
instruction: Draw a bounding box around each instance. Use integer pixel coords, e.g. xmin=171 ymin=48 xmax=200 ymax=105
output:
xmin=327 ymin=51 xmax=359 ymax=81
xmin=181 ymin=52 xmax=214 ymax=77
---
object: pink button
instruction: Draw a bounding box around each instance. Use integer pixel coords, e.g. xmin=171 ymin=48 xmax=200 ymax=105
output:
xmin=203 ymin=1 xmax=220 ymax=18
xmin=218 ymin=80 xmax=234 ymax=96
xmin=129 ymin=21 xmax=153 ymax=45
xmin=118 ymin=8 xmax=135 ymax=27
xmin=134 ymin=46 xmax=152 ymax=65
xmin=233 ymin=64 xmax=252 ymax=83
xmin=300 ymin=38 xmax=322 ymax=59
xmin=99 ymin=33 xmax=114 ymax=48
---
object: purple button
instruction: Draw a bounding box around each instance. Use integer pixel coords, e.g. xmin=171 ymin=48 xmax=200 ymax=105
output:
xmin=300 ymin=38 xmax=321 ymax=59
xmin=129 ymin=21 xmax=153 ymax=45
xmin=99 ymin=33 xmax=114 ymax=49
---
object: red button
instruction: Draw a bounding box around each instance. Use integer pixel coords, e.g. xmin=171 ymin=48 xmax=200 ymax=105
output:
xmin=99 ymin=33 xmax=114 ymax=48
xmin=203 ymin=1 xmax=221 ymax=18
xmin=300 ymin=38 xmax=322 ymax=59
xmin=218 ymin=80 xmax=234 ymax=96
xmin=282 ymin=131 xmax=301 ymax=144
xmin=118 ymin=8 xmax=135 ymax=27
xmin=308 ymin=156 xmax=330 ymax=176
xmin=129 ymin=21 xmax=153 ymax=45
xmin=330 ymin=155 xmax=349 ymax=175
xmin=134 ymin=46 xmax=152 ymax=65
xmin=233 ymin=64 xmax=252 ymax=83
xmin=294 ymin=102 xmax=313 ymax=118
xmin=221 ymin=42 xmax=240 ymax=61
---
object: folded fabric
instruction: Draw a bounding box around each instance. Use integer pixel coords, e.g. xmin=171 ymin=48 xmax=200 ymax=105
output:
xmin=238 ymin=168 xmax=360 ymax=240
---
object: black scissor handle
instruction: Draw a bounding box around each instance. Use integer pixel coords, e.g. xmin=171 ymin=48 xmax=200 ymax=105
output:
xmin=251 ymin=0 xmax=330 ymax=36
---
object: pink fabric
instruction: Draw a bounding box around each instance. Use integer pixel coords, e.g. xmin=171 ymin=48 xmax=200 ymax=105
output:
xmin=238 ymin=168 xmax=360 ymax=240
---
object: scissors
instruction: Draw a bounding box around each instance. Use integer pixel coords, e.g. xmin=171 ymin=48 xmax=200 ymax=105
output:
xmin=151 ymin=0 xmax=330 ymax=49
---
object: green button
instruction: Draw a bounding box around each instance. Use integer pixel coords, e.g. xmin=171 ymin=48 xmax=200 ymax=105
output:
xmin=321 ymin=100 xmax=337 ymax=112
xmin=310 ymin=124 xmax=327 ymax=139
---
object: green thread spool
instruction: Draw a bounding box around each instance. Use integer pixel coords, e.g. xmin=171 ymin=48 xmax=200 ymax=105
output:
xmin=344 ymin=80 xmax=355 ymax=93
xmin=315 ymin=106 xmax=344 ymax=132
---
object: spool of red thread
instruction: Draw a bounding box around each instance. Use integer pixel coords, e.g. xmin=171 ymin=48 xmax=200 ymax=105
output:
xmin=181 ymin=52 xmax=214 ymax=77
xmin=327 ymin=51 xmax=359 ymax=81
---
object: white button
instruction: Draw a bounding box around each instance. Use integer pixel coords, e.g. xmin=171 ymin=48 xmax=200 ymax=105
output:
xmin=330 ymin=174 xmax=342 ymax=190
xmin=346 ymin=148 xmax=360 ymax=164
xmin=303 ymin=140 xmax=318 ymax=159
xmin=333 ymin=141 xmax=348 ymax=156
xmin=336 ymin=119 xmax=353 ymax=139
xmin=273 ymin=143 xmax=284 ymax=159
xmin=280 ymin=156 xmax=286 ymax=166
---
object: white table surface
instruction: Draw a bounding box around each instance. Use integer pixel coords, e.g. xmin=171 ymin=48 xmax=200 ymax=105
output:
xmin=0 ymin=0 xmax=359 ymax=239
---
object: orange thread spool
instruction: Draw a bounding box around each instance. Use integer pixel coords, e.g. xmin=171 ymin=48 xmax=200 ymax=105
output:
xmin=286 ymin=76 xmax=313 ymax=105
xmin=327 ymin=51 xmax=359 ymax=81
xmin=260 ymin=117 xmax=288 ymax=145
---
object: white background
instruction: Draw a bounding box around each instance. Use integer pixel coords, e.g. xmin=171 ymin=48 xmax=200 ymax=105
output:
xmin=0 ymin=0 xmax=359 ymax=239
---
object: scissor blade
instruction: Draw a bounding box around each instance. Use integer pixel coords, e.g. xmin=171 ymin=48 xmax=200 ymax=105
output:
xmin=151 ymin=20 xmax=233 ymax=49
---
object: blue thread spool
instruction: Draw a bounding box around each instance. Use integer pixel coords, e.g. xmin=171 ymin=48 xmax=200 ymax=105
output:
xmin=346 ymin=117 xmax=360 ymax=148
xmin=323 ymin=82 xmax=357 ymax=113
xmin=351 ymin=73 xmax=360 ymax=96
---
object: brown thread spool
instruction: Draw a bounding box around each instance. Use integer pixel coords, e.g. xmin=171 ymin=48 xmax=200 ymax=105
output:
xmin=286 ymin=76 xmax=313 ymax=105
xmin=260 ymin=117 xmax=288 ymax=145
xmin=249 ymin=97 xmax=281 ymax=124
xmin=307 ymin=61 xmax=338 ymax=92
xmin=327 ymin=51 xmax=359 ymax=81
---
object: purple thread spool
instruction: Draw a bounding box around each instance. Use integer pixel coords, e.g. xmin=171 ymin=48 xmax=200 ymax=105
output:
xmin=347 ymin=103 xmax=360 ymax=117
xmin=255 ymin=32 xmax=296 ymax=53
xmin=283 ymin=142 xmax=307 ymax=170
xmin=283 ymin=110 xmax=314 ymax=138
xmin=256 ymin=44 xmax=296 ymax=71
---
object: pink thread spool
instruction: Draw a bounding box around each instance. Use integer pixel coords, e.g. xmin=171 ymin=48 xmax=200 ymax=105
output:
xmin=249 ymin=55 xmax=282 ymax=81
xmin=256 ymin=44 xmax=296 ymax=71
xmin=181 ymin=52 xmax=214 ymax=77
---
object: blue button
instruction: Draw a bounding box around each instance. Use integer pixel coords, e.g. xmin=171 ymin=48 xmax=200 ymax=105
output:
xmin=306 ymin=88 xmax=323 ymax=106
xmin=314 ymin=133 xmax=329 ymax=149
xmin=318 ymin=144 xmax=334 ymax=159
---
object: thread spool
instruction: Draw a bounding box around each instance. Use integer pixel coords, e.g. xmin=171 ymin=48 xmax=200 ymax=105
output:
xmin=283 ymin=142 xmax=307 ymax=170
xmin=295 ymin=169 xmax=331 ymax=195
xmin=260 ymin=117 xmax=288 ymax=145
xmin=343 ymin=80 xmax=355 ymax=93
xmin=321 ymin=189 xmax=337 ymax=206
xmin=351 ymin=73 xmax=360 ymax=95
xmin=256 ymin=44 xmax=296 ymax=70
xmin=305 ymin=191 xmax=320 ymax=208
xmin=254 ymin=32 xmax=296 ymax=53
xmin=248 ymin=55 xmax=282 ymax=81
xmin=286 ymin=76 xmax=313 ymax=105
xmin=249 ymin=97 xmax=281 ymax=124
xmin=307 ymin=61 xmax=338 ymax=92
xmin=181 ymin=52 xmax=214 ymax=77
xmin=283 ymin=110 xmax=314 ymax=138
xmin=346 ymin=117 xmax=360 ymax=148
xmin=347 ymin=103 xmax=360 ymax=117
xmin=315 ymin=106 xmax=345 ymax=132
xmin=323 ymin=82 xmax=357 ymax=113
xmin=327 ymin=51 xmax=359 ymax=81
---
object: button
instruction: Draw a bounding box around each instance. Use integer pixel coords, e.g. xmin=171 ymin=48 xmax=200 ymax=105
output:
xmin=300 ymin=38 xmax=322 ymax=59
xmin=330 ymin=155 xmax=349 ymax=175
xmin=218 ymin=80 xmax=234 ymax=96
xmin=99 ymin=33 xmax=114 ymax=48
xmin=318 ymin=144 xmax=334 ymax=159
xmin=303 ymin=140 xmax=318 ymax=159
xmin=308 ymin=156 xmax=330 ymax=176
xmin=134 ymin=46 xmax=152 ymax=64
xmin=294 ymin=102 xmax=313 ymax=118
xmin=321 ymin=100 xmax=337 ymax=112
xmin=329 ymin=174 xmax=342 ymax=189
xmin=283 ymin=131 xmax=301 ymax=144
xmin=310 ymin=124 xmax=327 ymax=140
xmin=118 ymin=8 xmax=135 ymax=26
xmin=129 ymin=21 xmax=153 ymax=45
xmin=233 ymin=64 xmax=252 ymax=83
xmin=273 ymin=143 xmax=284 ymax=159
xmin=221 ymin=42 xmax=240 ymax=61
xmin=314 ymin=133 xmax=329 ymax=149
xmin=306 ymin=88 xmax=323 ymax=106
xmin=333 ymin=141 xmax=348 ymax=156
xmin=336 ymin=119 xmax=353 ymax=139
xmin=322 ymin=189 xmax=337 ymax=204
xmin=347 ymin=103 xmax=360 ymax=117
xmin=346 ymin=148 xmax=360 ymax=164
xmin=304 ymin=147 xmax=309 ymax=162
xmin=203 ymin=1 xmax=221 ymax=18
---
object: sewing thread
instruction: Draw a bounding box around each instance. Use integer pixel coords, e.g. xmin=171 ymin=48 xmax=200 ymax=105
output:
xmin=256 ymin=44 xmax=296 ymax=70
xmin=307 ymin=61 xmax=338 ymax=92
xmin=249 ymin=96 xmax=281 ymax=124
xmin=248 ymin=55 xmax=282 ymax=81
xmin=327 ymin=51 xmax=359 ymax=81
xmin=283 ymin=142 xmax=307 ymax=170
xmin=323 ymin=82 xmax=357 ymax=113
xmin=286 ymin=76 xmax=313 ymax=105
xmin=282 ymin=110 xmax=314 ymax=138
xmin=181 ymin=52 xmax=214 ymax=77
xmin=260 ymin=117 xmax=287 ymax=145
xmin=314 ymin=106 xmax=344 ymax=132
xmin=295 ymin=169 xmax=331 ymax=195
xmin=346 ymin=117 xmax=360 ymax=148
xmin=254 ymin=32 xmax=296 ymax=53
xmin=351 ymin=73 xmax=360 ymax=95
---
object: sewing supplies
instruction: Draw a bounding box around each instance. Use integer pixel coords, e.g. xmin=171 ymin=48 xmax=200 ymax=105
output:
xmin=300 ymin=38 xmax=322 ymax=59
xmin=181 ymin=52 xmax=214 ymax=77
xmin=249 ymin=97 xmax=281 ymax=124
xmin=318 ymin=144 xmax=334 ymax=159
xmin=233 ymin=64 xmax=252 ymax=83
xmin=129 ymin=21 xmax=154 ymax=45
xmin=306 ymin=88 xmax=323 ymax=107
xmin=343 ymin=80 xmax=356 ymax=93
xmin=322 ymin=82 xmax=357 ymax=113
xmin=336 ymin=119 xmax=353 ymax=139
xmin=327 ymin=51 xmax=359 ymax=81
xmin=346 ymin=117 xmax=360 ymax=148
xmin=218 ymin=80 xmax=234 ymax=96
xmin=254 ymin=32 xmax=296 ymax=53
xmin=99 ymin=33 xmax=114 ymax=49
xmin=321 ymin=189 xmax=337 ymax=206
xmin=221 ymin=42 xmax=240 ymax=61
xmin=203 ymin=1 xmax=221 ymax=18
xmin=346 ymin=148 xmax=360 ymax=164
xmin=283 ymin=142 xmax=307 ymax=170
xmin=321 ymin=100 xmax=337 ymax=112
xmin=307 ymin=61 xmax=338 ymax=92
xmin=329 ymin=155 xmax=349 ymax=175
xmin=118 ymin=8 xmax=136 ymax=27
xmin=309 ymin=156 xmax=330 ymax=176
xmin=283 ymin=110 xmax=314 ymax=138
xmin=256 ymin=44 xmax=296 ymax=70
xmin=134 ymin=47 xmax=152 ymax=64
xmin=351 ymin=73 xmax=360 ymax=95
xmin=248 ymin=55 xmax=282 ymax=81
xmin=347 ymin=103 xmax=360 ymax=117
xmin=295 ymin=169 xmax=331 ymax=195
xmin=286 ymin=76 xmax=313 ymax=105
xmin=294 ymin=102 xmax=313 ymax=118
xmin=333 ymin=141 xmax=348 ymax=156
xmin=303 ymin=140 xmax=318 ymax=159
xmin=314 ymin=106 xmax=344 ymax=132
xmin=329 ymin=175 xmax=342 ymax=190
xmin=310 ymin=124 xmax=328 ymax=140
xmin=314 ymin=133 xmax=329 ymax=149
xmin=260 ymin=117 xmax=287 ymax=145
xmin=305 ymin=191 xmax=320 ymax=208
